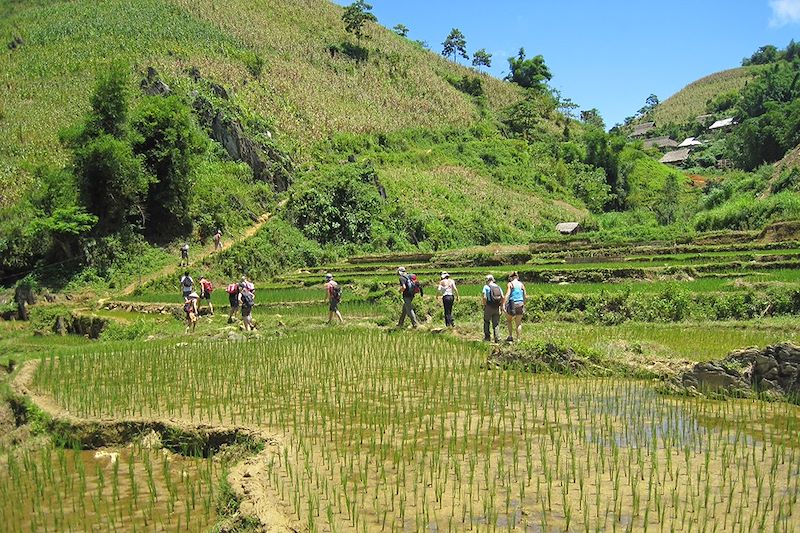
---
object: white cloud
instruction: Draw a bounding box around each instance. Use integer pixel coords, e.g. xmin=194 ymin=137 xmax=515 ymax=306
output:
xmin=770 ymin=0 xmax=800 ymax=27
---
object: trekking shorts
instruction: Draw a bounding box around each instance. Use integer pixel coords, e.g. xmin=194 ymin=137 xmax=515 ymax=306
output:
xmin=181 ymin=249 xmax=189 ymax=259
xmin=200 ymin=289 xmax=212 ymax=300
xmin=329 ymin=299 xmax=340 ymax=312
xmin=229 ymin=293 xmax=240 ymax=309
xmin=508 ymin=302 xmax=525 ymax=316
xmin=241 ymin=305 xmax=252 ymax=318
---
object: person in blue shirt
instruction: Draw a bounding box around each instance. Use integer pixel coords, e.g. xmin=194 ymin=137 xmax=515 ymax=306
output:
xmin=481 ymin=274 xmax=504 ymax=342
xmin=504 ymin=271 xmax=527 ymax=342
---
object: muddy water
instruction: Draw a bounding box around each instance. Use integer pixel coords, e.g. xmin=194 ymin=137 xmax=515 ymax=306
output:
xmin=0 ymin=444 xmax=221 ymax=532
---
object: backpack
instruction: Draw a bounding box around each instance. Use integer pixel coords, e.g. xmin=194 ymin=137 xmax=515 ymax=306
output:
xmin=226 ymin=283 xmax=239 ymax=295
xmin=410 ymin=274 xmax=421 ymax=295
xmin=240 ymin=290 xmax=254 ymax=307
xmin=330 ymin=281 xmax=342 ymax=302
xmin=201 ymin=280 xmax=213 ymax=293
xmin=182 ymin=276 xmax=193 ymax=288
xmin=183 ymin=300 xmax=194 ymax=314
xmin=487 ymin=284 xmax=503 ymax=307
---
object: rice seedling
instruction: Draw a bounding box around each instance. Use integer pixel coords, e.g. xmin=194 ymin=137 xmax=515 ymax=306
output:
xmin=27 ymin=328 xmax=800 ymax=530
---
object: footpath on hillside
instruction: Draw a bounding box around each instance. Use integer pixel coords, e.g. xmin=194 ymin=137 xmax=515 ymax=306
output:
xmin=119 ymin=213 xmax=272 ymax=297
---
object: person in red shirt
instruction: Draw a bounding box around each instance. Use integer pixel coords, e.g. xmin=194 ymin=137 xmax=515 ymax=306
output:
xmin=198 ymin=276 xmax=214 ymax=315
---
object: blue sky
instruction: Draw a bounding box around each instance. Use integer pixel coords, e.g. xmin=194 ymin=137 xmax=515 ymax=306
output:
xmin=333 ymin=1 xmax=800 ymax=128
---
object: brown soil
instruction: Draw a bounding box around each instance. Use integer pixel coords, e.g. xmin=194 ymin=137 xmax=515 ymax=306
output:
xmin=9 ymin=359 xmax=291 ymax=531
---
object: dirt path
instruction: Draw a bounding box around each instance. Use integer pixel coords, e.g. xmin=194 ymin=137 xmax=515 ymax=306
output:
xmin=119 ymin=212 xmax=273 ymax=297
xmin=9 ymin=359 xmax=294 ymax=531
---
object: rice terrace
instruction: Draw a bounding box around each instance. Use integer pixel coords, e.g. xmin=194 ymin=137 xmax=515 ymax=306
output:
xmin=2 ymin=1 xmax=800 ymax=532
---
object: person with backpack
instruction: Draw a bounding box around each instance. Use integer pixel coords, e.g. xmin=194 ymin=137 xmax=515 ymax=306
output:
xmin=436 ymin=272 xmax=459 ymax=328
xmin=239 ymin=282 xmax=255 ymax=331
xmin=505 ymin=271 xmax=527 ymax=342
xmin=226 ymin=280 xmax=241 ymax=323
xmin=482 ymin=274 xmax=505 ymax=343
xmin=324 ymin=273 xmax=344 ymax=324
xmin=180 ymin=243 xmax=190 ymax=266
xmin=397 ymin=267 xmax=423 ymax=328
xmin=184 ymin=292 xmax=199 ymax=333
xmin=180 ymin=271 xmax=194 ymax=300
xmin=199 ymin=276 xmax=214 ymax=315
xmin=213 ymin=230 xmax=222 ymax=251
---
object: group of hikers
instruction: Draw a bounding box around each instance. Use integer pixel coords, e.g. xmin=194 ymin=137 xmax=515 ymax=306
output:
xmin=395 ymin=267 xmax=527 ymax=343
xmin=179 ymin=271 xmax=255 ymax=333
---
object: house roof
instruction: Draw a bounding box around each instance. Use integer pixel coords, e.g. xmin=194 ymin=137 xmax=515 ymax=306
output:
xmin=643 ymin=136 xmax=678 ymax=149
xmin=678 ymin=137 xmax=703 ymax=148
xmin=709 ymin=117 xmax=736 ymax=130
xmin=630 ymin=121 xmax=656 ymax=137
xmin=556 ymin=222 xmax=581 ymax=233
xmin=659 ymin=148 xmax=692 ymax=164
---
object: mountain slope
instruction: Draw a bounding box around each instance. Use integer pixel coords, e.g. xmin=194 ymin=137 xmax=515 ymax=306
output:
xmin=651 ymin=66 xmax=760 ymax=125
xmin=0 ymin=0 xmax=519 ymax=203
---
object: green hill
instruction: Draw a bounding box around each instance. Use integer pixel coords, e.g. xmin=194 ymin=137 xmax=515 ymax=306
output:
xmin=0 ymin=0 xmax=519 ymax=202
xmin=651 ymin=66 xmax=759 ymax=125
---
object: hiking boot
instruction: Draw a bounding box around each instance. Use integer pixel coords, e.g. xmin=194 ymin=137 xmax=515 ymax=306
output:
xmin=506 ymin=336 xmax=514 ymax=343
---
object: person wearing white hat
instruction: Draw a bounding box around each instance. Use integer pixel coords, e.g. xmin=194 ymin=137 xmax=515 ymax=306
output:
xmin=436 ymin=272 xmax=459 ymax=327
xmin=324 ymin=273 xmax=344 ymax=324
xmin=482 ymin=274 xmax=504 ymax=342
xmin=397 ymin=267 xmax=421 ymax=328
xmin=184 ymin=292 xmax=199 ymax=333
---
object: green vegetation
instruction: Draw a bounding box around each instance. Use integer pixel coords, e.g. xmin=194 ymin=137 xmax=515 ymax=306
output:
xmin=26 ymin=329 xmax=800 ymax=531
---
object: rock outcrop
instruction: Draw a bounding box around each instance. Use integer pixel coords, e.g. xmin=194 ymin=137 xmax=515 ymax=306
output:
xmin=679 ymin=343 xmax=800 ymax=401
xmin=140 ymin=66 xmax=171 ymax=96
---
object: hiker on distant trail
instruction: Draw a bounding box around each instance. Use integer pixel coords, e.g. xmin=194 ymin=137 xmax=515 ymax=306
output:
xmin=436 ymin=271 xmax=459 ymax=328
xmin=199 ymin=276 xmax=214 ymax=315
xmin=397 ymin=267 xmax=422 ymax=328
xmin=184 ymin=291 xmax=199 ymax=333
xmin=482 ymin=274 xmax=505 ymax=343
xmin=325 ymin=273 xmax=344 ymax=324
xmin=180 ymin=243 xmax=190 ymax=266
xmin=213 ymin=230 xmax=222 ymax=251
xmin=239 ymin=282 xmax=255 ymax=331
xmin=180 ymin=271 xmax=194 ymax=300
xmin=226 ymin=280 xmax=240 ymax=323
xmin=504 ymin=271 xmax=527 ymax=342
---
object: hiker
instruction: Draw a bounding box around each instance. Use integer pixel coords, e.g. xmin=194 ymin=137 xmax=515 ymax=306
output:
xmin=180 ymin=243 xmax=189 ymax=266
xmin=504 ymin=271 xmax=527 ymax=342
xmin=325 ymin=273 xmax=344 ymax=324
xmin=199 ymin=276 xmax=214 ymax=315
xmin=397 ymin=267 xmax=422 ymax=328
xmin=482 ymin=274 xmax=505 ymax=343
xmin=436 ymin=272 xmax=459 ymax=327
xmin=226 ymin=280 xmax=240 ymax=323
xmin=213 ymin=230 xmax=222 ymax=251
xmin=239 ymin=282 xmax=255 ymax=331
xmin=180 ymin=271 xmax=194 ymax=300
xmin=184 ymin=292 xmax=199 ymax=333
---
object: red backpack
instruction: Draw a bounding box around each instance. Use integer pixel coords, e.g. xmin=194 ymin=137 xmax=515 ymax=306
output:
xmin=226 ymin=283 xmax=239 ymax=294
xmin=202 ymin=280 xmax=213 ymax=293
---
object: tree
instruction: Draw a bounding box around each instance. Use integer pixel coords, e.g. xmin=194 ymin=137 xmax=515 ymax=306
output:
xmin=392 ymin=23 xmax=409 ymax=37
xmin=472 ymin=48 xmax=492 ymax=70
xmin=342 ymin=1 xmax=376 ymax=42
xmin=441 ymin=28 xmax=468 ymax=62
xmin=131 ymin=96 xmax=205 ymax=241
xmin=637 ymin=93 xmax=659 ymax=117
xmin=580 ymin=108 xmax=605 ymax=130
xmin=743 ymin=44 xmax=779 ymax=66
xmin=655 ymin=173 xmax=681 ymax=225
xmin=88 ymin=63 xmax=130 ymax=139
xmin=506 ymin=48 xmax=551 ymax=90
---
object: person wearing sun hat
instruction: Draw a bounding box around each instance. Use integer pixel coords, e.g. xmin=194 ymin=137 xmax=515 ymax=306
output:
xmin=397 ymin=266 xmax=421 ymax=328
xmin=436 ymin=271 xmax=459 ymax=328
xmin=324 ymin=273 xmax=344 ymax=324
xmin=184 ymin=291 xmax=199 ymax=333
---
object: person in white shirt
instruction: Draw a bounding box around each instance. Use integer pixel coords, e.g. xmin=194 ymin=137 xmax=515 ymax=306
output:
xmin=436 ymin=272 xmax=459 ymax=327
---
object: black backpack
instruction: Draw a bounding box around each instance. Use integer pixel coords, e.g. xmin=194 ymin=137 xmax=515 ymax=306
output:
xmin=240 ymin=290 xmax=254 ymax=307
xmin=182 ymin=276 xmax=193 ymax=288
xmin=487 ymin=284 xmax=503 ymax=307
